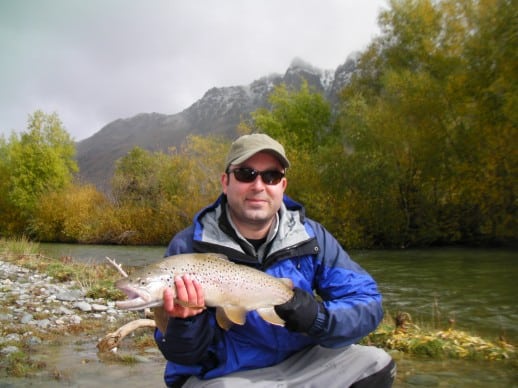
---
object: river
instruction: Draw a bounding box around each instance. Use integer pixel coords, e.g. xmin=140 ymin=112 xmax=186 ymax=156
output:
xmin=33 ymin=244 xmax=517 ymax=387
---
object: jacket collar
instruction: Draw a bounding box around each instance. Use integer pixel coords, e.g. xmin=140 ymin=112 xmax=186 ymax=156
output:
xmin=192 ymin=194 xmax=317 ymax=267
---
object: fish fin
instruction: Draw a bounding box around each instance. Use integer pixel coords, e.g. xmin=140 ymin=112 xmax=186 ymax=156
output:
xmin=256 ymin=307 xmax=285 ymax=327
xmin=221 ymin=305 xmax=247 ymax=325
xmin=279 ymin=278 xmax=294 ymax=289
xmin=152 ymin=306 xmax=169 ymax=334
xmin=208 ymin=253 xmax=229 ymax=261
xmin=173 ymin=298 xmax=205 ymax=310
xmin=215 ymin=307 xmax=233 ymax=331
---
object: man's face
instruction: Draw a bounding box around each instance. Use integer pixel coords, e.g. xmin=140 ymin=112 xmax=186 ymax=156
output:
xmin=222 ymin=152 xmax=287 ymax=233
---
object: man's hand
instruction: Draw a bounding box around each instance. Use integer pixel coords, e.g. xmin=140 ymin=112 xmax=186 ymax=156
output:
xmin=163 ymin=274 xmax=205 ymax=318
xmin=274 ymin=287 xmax=320 ymax=333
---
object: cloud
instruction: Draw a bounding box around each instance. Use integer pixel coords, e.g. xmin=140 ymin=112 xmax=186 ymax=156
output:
xmin=0 ymin=0 xmax=385 ymax=141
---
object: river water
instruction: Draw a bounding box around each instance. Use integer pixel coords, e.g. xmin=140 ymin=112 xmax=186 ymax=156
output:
xmin=31 ymin=244 xmax=517 ymax=387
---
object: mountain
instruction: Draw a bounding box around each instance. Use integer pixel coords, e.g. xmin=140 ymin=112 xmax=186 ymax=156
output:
xmin=76 ymin=54 xmax=359 ymax=190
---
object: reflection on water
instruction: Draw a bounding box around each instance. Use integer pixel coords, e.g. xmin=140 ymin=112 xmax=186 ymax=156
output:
xmin=352 ymin=248 xmax=518 ymax=344
xmin=40 ymin=243 xmax=166 ymax=267
xmin=1 ymin=332 xmax=165 ymax=388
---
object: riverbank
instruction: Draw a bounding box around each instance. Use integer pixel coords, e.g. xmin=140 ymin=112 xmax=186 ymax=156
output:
xmin=0 ymin=259 xmax=127 ymax=335
xmin=0 ymin=257 xmax=163 ymax=387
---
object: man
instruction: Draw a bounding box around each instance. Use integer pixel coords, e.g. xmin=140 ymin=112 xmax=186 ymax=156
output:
xmin=155 ymin=133 xmax=396 ymax=387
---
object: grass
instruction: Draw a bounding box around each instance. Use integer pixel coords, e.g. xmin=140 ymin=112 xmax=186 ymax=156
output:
xmin=0 ymin=235 xmax=39 ymax=256
xmin=0 ymin=336 xmax=48 ymax=378
xmin=2 ymin=350 xmax=46 ymax=377
xmin=0 ymin=236 xmax=124 ymax=300
xmin=361 ymin=311 xmax=516 ymax=361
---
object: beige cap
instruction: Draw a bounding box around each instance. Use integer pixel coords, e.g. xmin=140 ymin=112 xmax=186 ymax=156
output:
xmin=225 ymin=133 xmax=290 ymax=169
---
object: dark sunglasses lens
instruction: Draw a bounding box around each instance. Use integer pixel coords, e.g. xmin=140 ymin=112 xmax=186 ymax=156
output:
xmin=261 ymin=171 xmax=284 ymax=184
xmin=233 ymin=168 xmax=257 ymax=182
xmin=232 ymin=168 xmax=284 ymax=185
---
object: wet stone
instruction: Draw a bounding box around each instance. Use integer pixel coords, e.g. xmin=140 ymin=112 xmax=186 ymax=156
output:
xmin=406 ymin=374 xmax=440 ymax=386
xmin=26 ymin=336 xmax=42 ymax=346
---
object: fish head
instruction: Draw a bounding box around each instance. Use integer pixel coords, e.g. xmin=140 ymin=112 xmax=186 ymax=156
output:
xmin=115 ymin=271 xmax=173 ymax=311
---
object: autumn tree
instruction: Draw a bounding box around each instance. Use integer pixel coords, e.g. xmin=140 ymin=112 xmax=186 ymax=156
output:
xmin=338 ymin=0 xmax=517 ymax=246
xmin=31 ymin=184 xmax=113 ymax=243
xmin=110 ymin=136 xmax=228 ymax=245
xmin=243 ymin=82 xmax=342 ymax=224
xmin=0 ymin=111 xmax=78 ymax=236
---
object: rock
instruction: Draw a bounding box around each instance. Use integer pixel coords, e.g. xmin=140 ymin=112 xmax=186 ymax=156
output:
xmin=21 ymin=313 xmax=34 ymax=324
xmin=58 ymin=306 xmax=74 ymax=315
xmin=0 ymin=313 xmax=12 ymax=321
xmin=0 ymin=259 xmax=132 ymax=352
xmin=1 ymin=346 xmax=20 ymax=355
xmin=91 ymin=303 xmax=108 ymax=312
xmin=74 ymin=301 xmax=92 ymax=312
xmin=26 ymin=336 xmax=42 ymax=346
xmin=2 ymin=333 xmax=21 ymax=343
xmin=406 ymin=374 xmax=440 ymax=386
xmin=133 ymin=355 xmax=152 ymax=363
xmin=56 ymin=289 xmax=84 ymax=301
xmin=35 ymin=319 xmax=51 ymax=329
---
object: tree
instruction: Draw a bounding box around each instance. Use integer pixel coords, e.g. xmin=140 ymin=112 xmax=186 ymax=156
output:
xmin=241 ymin=82 xmax=349 ymax=239
xmin=31 ymin=184 xmax=112 ymax=243
xmin=112 ymin=146 xmax=165 ymax=207
xmin=0 ymin=111 xmax=78 ymax=235
xmin=250 ymin=81 xmax=333 ymax=151
xmin=110 ymin=136 xmax=228 ymax=245
xmin=337 ymin=0 xmax=517 ymax=246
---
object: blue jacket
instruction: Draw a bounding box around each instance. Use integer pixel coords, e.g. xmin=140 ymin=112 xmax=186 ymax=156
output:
xmin=155 ymin=194 xmax=383 ymax=387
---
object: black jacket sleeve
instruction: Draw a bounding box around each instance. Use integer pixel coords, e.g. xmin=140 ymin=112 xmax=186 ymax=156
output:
xmin=155 ymin=310 xmax=214 ymax=364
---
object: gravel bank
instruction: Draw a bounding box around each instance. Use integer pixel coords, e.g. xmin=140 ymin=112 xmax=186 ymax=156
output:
xmin=0 ymin=259 xmax=132 ymax=355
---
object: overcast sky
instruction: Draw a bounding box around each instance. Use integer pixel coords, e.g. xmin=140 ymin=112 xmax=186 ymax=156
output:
xmin=0 ymin=0 xmax=386 ymax=142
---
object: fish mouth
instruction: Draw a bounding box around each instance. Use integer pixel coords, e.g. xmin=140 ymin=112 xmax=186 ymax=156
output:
xmin=115 ymin=283 xmax=163 ymax=311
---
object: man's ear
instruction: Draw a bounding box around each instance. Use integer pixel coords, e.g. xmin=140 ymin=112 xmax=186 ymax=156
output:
xmin=221 ymin=172 xmax=229 ymax=194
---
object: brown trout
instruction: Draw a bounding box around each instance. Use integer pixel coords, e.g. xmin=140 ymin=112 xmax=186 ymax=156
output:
xmin=115 ymin=253 xmax=294 ymax=330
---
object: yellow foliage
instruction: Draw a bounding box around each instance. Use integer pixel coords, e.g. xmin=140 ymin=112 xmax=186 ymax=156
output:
xmin=32 ymin=184 xmax=111 ymax=242
xmin=364 ymin=314 xmax=516 ymax=361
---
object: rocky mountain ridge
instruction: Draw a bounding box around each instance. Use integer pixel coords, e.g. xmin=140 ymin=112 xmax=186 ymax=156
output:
xmin=76 ymin=54 xmax=359 ymax=190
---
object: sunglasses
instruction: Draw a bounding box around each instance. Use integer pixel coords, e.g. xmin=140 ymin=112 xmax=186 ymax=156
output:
xmin=229 ymin=167 xmax=285 ymax=185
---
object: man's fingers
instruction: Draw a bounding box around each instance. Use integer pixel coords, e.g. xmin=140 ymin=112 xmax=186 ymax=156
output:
xmin=192 ymin=279 xmax=205 ymax=307
xmin=174 ymin=275 xmax=188 ymax=302
xmin=163 ymin=287 xmax=176 ymax=313
xmin=164 ymin=275 xmax=205 ymax=318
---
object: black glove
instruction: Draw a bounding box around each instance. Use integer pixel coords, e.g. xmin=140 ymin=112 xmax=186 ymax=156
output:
xmin=274 ymin=287 xmax=320 ymax=333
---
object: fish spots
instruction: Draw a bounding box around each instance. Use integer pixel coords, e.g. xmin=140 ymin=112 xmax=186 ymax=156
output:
xmin=117 ymin=253 xmax=294 ymax=326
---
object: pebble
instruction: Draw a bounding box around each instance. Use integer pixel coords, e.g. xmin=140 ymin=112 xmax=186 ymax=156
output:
xmin=92 ymin=303 xmax=108 ymax=312
xmin=21 ymin=313 xmax=34 ymax=324
xmin=1 ymin=346 xmax=20 ymax=355
xmin=0 ymin=259 xmax=132 ymax=342
xmin=74 ymin=301 xmax=93 ymax=312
